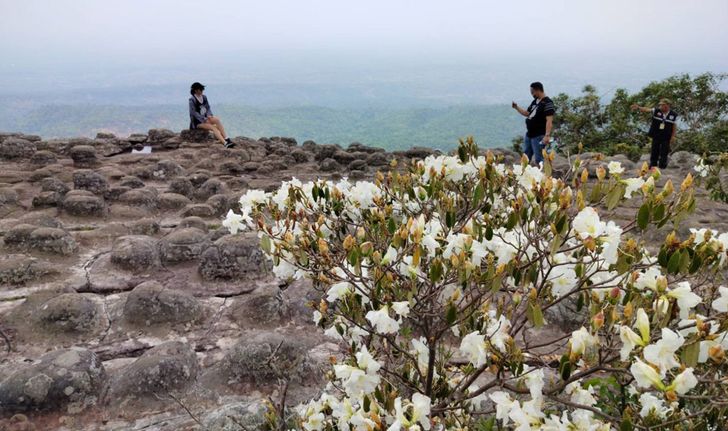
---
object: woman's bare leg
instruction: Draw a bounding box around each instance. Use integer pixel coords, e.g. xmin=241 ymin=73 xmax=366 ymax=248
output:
xmin=196 ymin=123 xmax=225 ymax=144
xmin=208 ymin=117 xmax=228 ymax=139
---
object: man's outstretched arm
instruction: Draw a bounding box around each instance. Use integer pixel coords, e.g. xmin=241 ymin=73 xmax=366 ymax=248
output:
xmin=630 ymin=103 xmax=653 ymax=114
xmin=512 ymin=101 xmax=529 ymax=117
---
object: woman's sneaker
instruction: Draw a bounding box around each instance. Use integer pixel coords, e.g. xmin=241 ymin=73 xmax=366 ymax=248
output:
xmin=224 ymin=138 xmax=236 ymax=149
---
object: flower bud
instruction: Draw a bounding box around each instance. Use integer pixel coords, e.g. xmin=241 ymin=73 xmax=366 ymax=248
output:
xmin=656 ymin=276 xmax=668 ymax=292
xmin=709 ymin=345 xmax=725 ymax=362
xmin=609 ymin=287 xmax=621 ymax=299
xmin=662 ymin=179 xmax=674 ymax=196
xmin=681 ymin=173 xmax=694 ymax=191
xmin=318 ymin=238 xmax=329 ymax=255
xmin=357 ymin=226 xmax=366 ymax=239
xmin=581 ymin=168 xmax=589 ymax=184
xmin=665 ymin=390 xmax=678 ymax=403
xmin=640 ymin=162 xmax=650 ymax=176
xmin=343 ymin=235 xmax=355 ymax=251
xmin=596 ymin=166 xmax=606 ymax=181
xmin=592 ymin=311 xmax=604 ymax=329
xmin=623 ymin=301 xmax=634 ymax=320
xmin=361 ymin=242 xmax=373 ymax=255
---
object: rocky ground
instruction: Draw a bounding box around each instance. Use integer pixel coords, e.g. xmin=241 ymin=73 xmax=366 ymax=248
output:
xmin=0 ymin=129 xmax=725 ymax=430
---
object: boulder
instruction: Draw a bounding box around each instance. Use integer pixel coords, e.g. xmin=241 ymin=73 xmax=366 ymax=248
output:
xmin=0 ymin=187 xmax=18 ymax=206
xmin=0 ymin=254 xmax=55 ymax=285
xmin=147 ymin=128 xmax=176 ymax=143
xmin=160 ymin=228 xmax=210 ymax=263
xmin=29 ymin=150 xmax=57 ymax=166
xmin=110 ymin=235 xmax=161 ymax=270
xmin=198 ymin=234 xmax=269 ymax=280
xmin=348 ymin=159 xmax=368 ymax=171
xmin=73 ymin=170 xmax=109 ymax=195
xmin=32 ymin=191 xmax=62 ymax=208
xmin=95 ymin=132 xmax=116 ymax=140
xmin=314 ymin=144 xmax=339 ymax=162
xmin=159 ymin=192 xmax=191 ymax=210
xmin=153 ymin=160 xmax=184 ymax=179
xmin=366 ymin=152 xmax=392 ymax=167
xmin=211 ymin=331 xmax=318 ymax=385
xmin=0 ymin=138 xmax=36 ymax=159
xmin=195 ymin=178 xmax=227 ymax=200
xmin=69 ymin=145 xmax=97 ymax=167
xmin=178 ymin=216 xmax=208 ymax=232
xmin=290 ymin=149 xmax=310 ymax=163
xmin=181 ymin=204 xmax=215 ymax=218
xmin=320 ymin=158 xmax=341 ymax=172
xmin=108 ymin=342 xmax=199 ymax=400
xmin=62 ymin=193 xmax=106 ymax=217
xmin=3 ymin=224 xmax=37 ymax=247
xmin=128 ymin=133 xmax=148 ymax=144
xmin=0 ymin=348 xmax=106 ymax=413
xmin=123 ymin=281 xmax=203 ymax=325
xmin=188 ymin=171 xmax=211 ymax=187
xmin=180 ymin=129 xmax=213 ymax=143
xmin=27 ymin=227 xmax=78 ymax=255
xmin=230 ymin=286 xmax=289 ymax=326
xmin=118 ymin=176 xmax=145 ymax=189
xmin=40 ymin=177 xmax=70 ymax=195
xmin=206 ymin=194 xmax=233 ymax=216
xmin=36 ymin=293 xmax=101 ymax=334
xmin=117 ymin=188 xmax=158 ymax=209
xmin=168 ymin=177 xmax=194 ymax=198
xmin=203 ymin=402 xmax=268 ymax=431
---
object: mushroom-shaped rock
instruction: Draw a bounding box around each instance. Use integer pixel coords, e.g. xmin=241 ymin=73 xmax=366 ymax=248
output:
xmin=160 ymin=228 xmax=210 ymax=263
xmin=110 ymin=235 xmax=161 ymax=270
xmin=28 ymin=227 xmax=78 ymax=255
xmin=198 ymin=234 xmax=269 ymax=280
xmin=123 ymin=281 xmax=203 ymax=325
xmin=181 ymin=203 xmax=215 ymax=218
xmin=108 ymin=341 xmax=199 ymax=401
xmin=69 ymin=145 xmax=97 ymax=167
xmin=0 ymin=254 xmax=55 ymax=285
xmin=147 ymin=128 xmax=176 ymax=143
xmin=118 ymin=176 xmax=145 ymax=189
xmin=62 ymin=192 xmax=106 ymax=217
xmin=195 ymin=178 xmax=227 ymax=200
xmin=73 ymin=170 xmax=109 ymax=195
xmin=211 ymin=331 xmax=319 ymax=385
xmin=30 ymin=150 xmax=58 ymax=166
xmin=159 ymin=192 xmax=192 ymax=210
xmin=167 ymin=177 xmax=194 ymax=198
xmin=37 ymin=293 xmax=101 ymax=334
xmin=153 ymin=160 xmax=184 ymax=179
xmin=0 ymin=348 xmax=106 ymax=413
xmin=0 ymin=138 xmax=36 ymax=160
xmin=180 ymin=129 xmax=213 ymax=143
xmin=117 ymin=188 xmax=159 ymax=209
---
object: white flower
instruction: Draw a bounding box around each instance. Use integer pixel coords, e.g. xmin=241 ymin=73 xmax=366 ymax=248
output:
xmin=381 ymin=246 xmax=398 ymax=265
xmin=521 ymin=366 xmax=545 ymax=400
xmin=365 ymin=306 xmax=400 ymax=334
xmin=222 ymin=209 xmax=246 ymax=234
xmin=303 ymin=412 xmax=325 ymax=431
xmin=570 ymin=327 xmax=597 ymax=356
xmin=630 ymin=359 xmax=665 ymax=390
xmin=619 ymin=326 xmax=643 ymax=361
xmin=313 ymin=311 xmax=322 ymax=325
xmin=636 ymin=308 xmax=651 ymax=341
xmin=549 ymin=264 xmax=578 ymax=297
xmin=411 ymin=337 xmax=430 ymax=375
xmin=391 ymin=301 xmax=410 ymax=318
xmin=667 ymin=282 xmax=701 ymax=319
xmin=573 ymin=207 xmax=606 ymax=239
xmin=460 ymin=331 xmax=487 ymax=367
xmin=713 ymin=286 xmax=728 ymax=313
xmin=485 ymin=312 xmax=511 ymax=353
xmin=411 ymin=393 xmax=431 ymax=430
xmin=639 ymin=393 xmax=670 ymax=419
xmin=694 ymin=158 xmax=709 ymax=178
xmin=608 ymin=161 xmax=624 ymax=175
xmin=355 ymin=345 xmax=381 ymax=375
xmin=624 ymin=177 xmax=645 ymax=199
xmin=690 ymin=228 xmax=712 ymax=244
xmin=635 ymin=267 xmax=662 ymax=291
xmin=669 ymin=367 xmax=698 ymax=395
xmin=600 ymin=221 xmax=622 ymax=265
xmin=341 ymin=368 xmax=380 ymax=396
xmin=327 ymin=281 xmax=352 ymax=303
xmin=643 ymin=328 xmax=684 ymax=374
xmin=489 ymin=391 xmax=516 ymax=425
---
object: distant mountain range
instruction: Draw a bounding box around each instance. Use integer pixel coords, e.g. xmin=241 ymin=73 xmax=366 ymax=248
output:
xmin=0 ymin=104 xmax=523 ymax=151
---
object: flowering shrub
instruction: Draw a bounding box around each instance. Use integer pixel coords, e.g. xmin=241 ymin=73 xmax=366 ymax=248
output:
xmin=694 ymin=154 xmax=728 ymax=204
xmin=225 ymin=138 xmax=727 ymax=430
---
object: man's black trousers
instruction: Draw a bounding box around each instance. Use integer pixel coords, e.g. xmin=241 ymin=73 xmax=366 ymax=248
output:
xmin=650 ymin=138 xmax=670 ymax=169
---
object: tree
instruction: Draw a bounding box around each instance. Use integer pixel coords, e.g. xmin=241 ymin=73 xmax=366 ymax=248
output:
xmin=225 ymin=139 xmax=728 ymax=430
xmin=537 ymin=73 xmax=728 ymax=159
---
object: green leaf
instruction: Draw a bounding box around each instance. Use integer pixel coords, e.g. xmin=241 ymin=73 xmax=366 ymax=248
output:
xmin=505 ymin=211 xmax=518 ymax=230
xmin=667 ymin=250 xmax=681 ymax=274
xmin=619 ymin=418 xmax=634 ymax=431
xmin=559 ymin=355 xmax=572 ymax=380
xmin=689 ymin=254 xmax=702 ymax=274
xmin=550 ymin=234 xmax=562 ymax=256
xmin=485 ymin=225 xmax=493 ymax=241
xmin=657 ymin=247 xmax=669 ymax=267
xmin=260 ymin=235 xmax=272 ymax=253
xmin=682 ymin=342 xmax=700 ymax=367
xmin=606 ymin=184 xmax=624 ymax=210
xmin=589 ymin=182 xmax=602 ymax=203
xmin=446 ymin=210 xmax=455 ymax=228
xmin=678 ymin=249 xmax=691 ymax=274
xmin=653 ymin=203 xmax=666 ymax=221
xmin=637 ymin=203 xmax=650 ymax=230
xmin=429 ymin=260 xmax=443 ymax=283
xmin=446 ymin=303 xmax=458 ymax=325
xmin=473 ymin=183 xmax=485 ymax=205
xmin=387 ymin=217 xmax=397 ymax=234
xmin=527 ymin=302 xmax=545 ymax=328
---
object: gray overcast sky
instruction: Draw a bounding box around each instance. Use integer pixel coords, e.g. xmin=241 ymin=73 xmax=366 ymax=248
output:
xmin=1 ymin=0 xmax=727 ymax=60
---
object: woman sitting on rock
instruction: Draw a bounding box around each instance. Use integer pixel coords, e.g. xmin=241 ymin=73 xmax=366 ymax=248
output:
xmin=189 ymin=82 xmax=235 ymax=148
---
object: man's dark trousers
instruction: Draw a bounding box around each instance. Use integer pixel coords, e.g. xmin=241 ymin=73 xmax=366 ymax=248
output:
xmin=650 ymin=138 xmax=670 ymax=169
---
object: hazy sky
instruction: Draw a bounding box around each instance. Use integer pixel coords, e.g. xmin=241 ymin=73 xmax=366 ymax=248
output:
xmin=2 ymin=0 xmax=727 ymax=62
